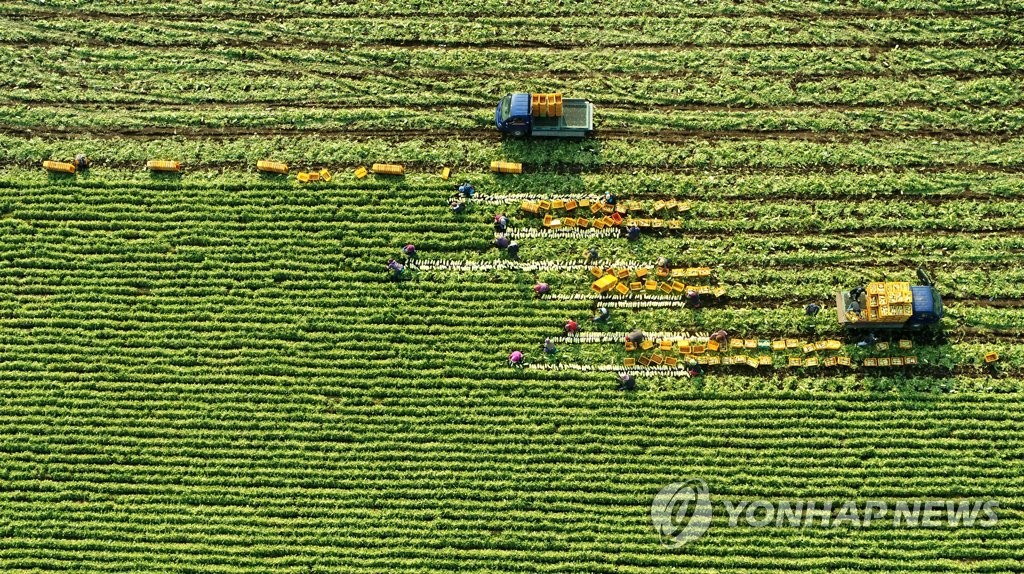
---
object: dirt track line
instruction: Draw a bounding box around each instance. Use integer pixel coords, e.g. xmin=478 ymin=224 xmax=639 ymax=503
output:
xmin=12 ymin=158 xmax=1024 ymax=178
xmin=9 ymin=101 xmax=1024 ymax=114
xmin=2 ymin=38 xmax=1022 ymax=52
xmin=0 ymin=125 xmax=1019 ymax=142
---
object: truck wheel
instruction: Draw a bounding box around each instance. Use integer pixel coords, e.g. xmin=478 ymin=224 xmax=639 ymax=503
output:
xmin=511 ymin=129 xmax=525 ymax=137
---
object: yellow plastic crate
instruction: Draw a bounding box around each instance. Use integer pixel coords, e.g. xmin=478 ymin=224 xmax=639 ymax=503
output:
xmin=257 ymin=160 xmax=288 ymax=174
xmin=147 ymin=160 xmax=181 ymax=172
xmin=591 ymin=274 xmax=618 ymax=294
xmin=42 ymin=160 xmax=75 ymax=174
xmin=372 ymin=163 xmax=405 ymax=176
xmin=614 ymin=282 xmax=630 ymax=296
xmin=490 ymin=161 xmax=522 ymax=174
xmin=354 ymin=166 xmax=368 ymax=178
xmin=645 ymin=280 xmax=658 ymax=291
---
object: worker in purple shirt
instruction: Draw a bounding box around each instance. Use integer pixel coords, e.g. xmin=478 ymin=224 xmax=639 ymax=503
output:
xmin=386 ymin=258 xmax=405 ymax=281
xmin=534 ymin=283 xmax=550 ymax=298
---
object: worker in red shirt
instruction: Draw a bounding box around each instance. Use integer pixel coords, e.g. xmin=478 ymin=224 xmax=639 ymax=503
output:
xmin=564 ymin=319 xmax=579 ymax=335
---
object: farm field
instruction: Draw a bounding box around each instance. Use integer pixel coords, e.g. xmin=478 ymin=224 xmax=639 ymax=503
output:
xmin=2 ymin=1 xmax=1024 ymax=572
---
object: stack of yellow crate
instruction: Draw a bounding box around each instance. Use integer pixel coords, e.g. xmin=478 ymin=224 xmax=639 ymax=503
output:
xmin=865 ymin=282 xmax=913 ymax=322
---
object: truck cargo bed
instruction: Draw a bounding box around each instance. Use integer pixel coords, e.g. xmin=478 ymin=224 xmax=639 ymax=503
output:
xmin=561 ymin=101 xmax=590 ymax=128
xmin=531 ymin=99 xmax=592 ymax=136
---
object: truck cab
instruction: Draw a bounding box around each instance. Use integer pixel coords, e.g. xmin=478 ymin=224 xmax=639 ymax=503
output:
xmin=495 ymin=93 xmax=594 ymax=138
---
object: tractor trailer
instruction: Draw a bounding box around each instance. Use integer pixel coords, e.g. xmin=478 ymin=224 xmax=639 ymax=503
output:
xmin=495 ymin=92 xmax=594 ymax=138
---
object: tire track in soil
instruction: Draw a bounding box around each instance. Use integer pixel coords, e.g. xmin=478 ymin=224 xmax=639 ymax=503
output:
xmin=10 ymin=101 xmax=1024 ymax=115
xmin=2 ymin=37 xmax=1023 ymax=52
xmin=13 ymin=158 xmax=1024 ymax=179
xmin=0 ymin=125 xmax=1019 ymax=142
xmin=6 ymin=56 xmax=1024 ymax=83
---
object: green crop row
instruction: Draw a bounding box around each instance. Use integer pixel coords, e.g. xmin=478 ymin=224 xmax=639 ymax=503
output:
xmin=6 ymin=0 xmax=1023 ymax=18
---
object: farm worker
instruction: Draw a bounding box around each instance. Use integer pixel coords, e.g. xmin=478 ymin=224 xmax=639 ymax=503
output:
xmin=458 ymin=183 xmax=476 ymax=198
xmin=593 ymin=306 xmax=610 ymax=322
xmin=626 ymin=330 xmax=645 ymax=344
xmin=710 ymin=330 xmax=728 ymax=344
xmin=494 ymin=213 xmax=509 ymax=232
xmin=687 ymin=358 xmax=704 ymax=378
xmin=508 ymin=350 xmax=524 ymax=367
xmin=74 ymin=154 xmax=90 ymax=170
xmin=564 ymin=319 xmax=580 ymax=335
xmin=617 ymin=373 xmax=636 ymax=391
xmin=856 ymin=333 xmax=879 ymax=348
xmin=849 ymin=285 xmax=867 ymax=302
xmin=846 ymin=300 xmax=862 ymax=315
xmin=450 ymin=200 xmax=466 ymax=214
xmin=495 ymin=236 xmax=510 ymax=250
xmin=543 ymin=338 xmax=557 ymax=354
xmin=586 ymin=247 xmax=599 ymax=264
xmin=686 ymin=289 xmax=702 ymax=309
xmin=655 ymin=256 xmax=670 ymax=269
xmin=534 ymin=283 xmax=550 ymax=297
xmin=402 ymin=244 xmax=417 ymax=261
xmin=507 ymin=241 xmax=520 ymax=259
xmin=386 ymin=258 xmax=405 ymax=281
xmin=626 ymin=224 xmax=640 ymax=241
xmin=805 ymin=303 xmax=821 ymax=316
xmin=604 ymin=191 xmax=617 ymax=205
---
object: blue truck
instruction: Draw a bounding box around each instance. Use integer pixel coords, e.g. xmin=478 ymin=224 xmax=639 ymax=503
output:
xmin=495 ymin=92 xmax=594 ymax=138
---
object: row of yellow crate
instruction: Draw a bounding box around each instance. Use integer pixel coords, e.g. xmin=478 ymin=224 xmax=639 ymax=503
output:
xmin=543 ymin=213 xmax=622 ymax=229
xmin=531 ymin=93 xmax=563 ymax=118
xmin=592 ymin=266 xmax=712 ymax=281
xmin=523 ymin=199 xmax=619 ymax=215
xmin=522 ymin=199 xmax=692 ymax=216
xmin=624 ymin=354 xmax=920 ymax=369
xmin=592 ymin=276 xmax=724 ymax=297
